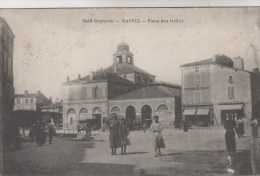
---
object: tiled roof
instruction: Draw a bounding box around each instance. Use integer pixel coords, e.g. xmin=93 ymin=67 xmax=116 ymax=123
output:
xmin=149 ymin=81 xmax=181 ymax=89
xmin=105 ymin=63 xmax=155 ymax=76
xmin=181 ymin=58 xmax=214 ymax=67
xmin=65 ymin=70 xmax=134 ymax=85
xmin=110 ymin=85 xmax=178 ymax=101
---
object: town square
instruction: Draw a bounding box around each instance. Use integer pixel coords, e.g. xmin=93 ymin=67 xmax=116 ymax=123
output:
xmin=0 ymin=8 xmax=260 ymax=175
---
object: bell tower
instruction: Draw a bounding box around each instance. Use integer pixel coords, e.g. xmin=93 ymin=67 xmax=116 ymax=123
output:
xmin=113 ymin=42 xmax=134 ymax=65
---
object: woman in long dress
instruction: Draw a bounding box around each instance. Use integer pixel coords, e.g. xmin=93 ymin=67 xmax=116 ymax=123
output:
xmin=109 ymin=113 xmax=120 ymax=155
xmin=150 ymin=116 xmax=165 ymax=157
xmin=224 ymin=114 xmax=236 ymax=153
xmin=119 ymin=118 xmax=129 ymax=155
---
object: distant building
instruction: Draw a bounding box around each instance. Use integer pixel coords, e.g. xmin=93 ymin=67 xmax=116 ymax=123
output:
xmin=0 ymin=17 xmax=15 ymax=175
xmin=62 ymin=43 xmax=181 ymax=131
xmin=14 ymin=90 xmax=52 ymax=126
xmin=181 ymin=54 xmax=252 ymax=127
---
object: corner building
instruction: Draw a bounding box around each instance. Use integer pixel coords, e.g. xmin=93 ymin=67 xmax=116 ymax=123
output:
xmin=181 ymin=55 xmax=252 ymax=127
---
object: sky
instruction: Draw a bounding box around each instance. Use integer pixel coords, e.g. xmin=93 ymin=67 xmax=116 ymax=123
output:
xmin=0 ymin=8 xmax=260 ymax=100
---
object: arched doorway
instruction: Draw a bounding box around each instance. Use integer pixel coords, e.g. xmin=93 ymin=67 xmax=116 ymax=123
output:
xmin=67 ymin=109 xmax=76 ymax=129
xmin=125 ymin=105 xmax=136 ymax=130
xmin=92 ymin=107 xmax=102 ymax=130
xmin=141 ymin=105 xmax=152 ymax=127
xmin=79 ymin=108 xmax=88 ymax=120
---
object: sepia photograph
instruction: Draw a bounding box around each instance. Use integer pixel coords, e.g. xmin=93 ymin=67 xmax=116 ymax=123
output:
xmin=0 ymin=7 xmax=260 ymax=175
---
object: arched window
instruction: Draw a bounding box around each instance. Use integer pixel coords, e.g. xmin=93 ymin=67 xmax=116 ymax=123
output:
xmin=93 ymin=107 xmax=102 ymax=114
xmin=70 ymin=117 xmax=73 ymax=124
xmin=80 ymin=108 xmax=88 ymax=113
xmin=68 ymin=109 xmax=76 ymax=114
xmin=111 ymin=106 xmax=120 ymax=112
xmin=157 ymin=104 xmax=168 ymax=111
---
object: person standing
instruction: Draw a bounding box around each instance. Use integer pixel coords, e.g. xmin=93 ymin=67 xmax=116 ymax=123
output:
xmin=252 ymin=118 xmax=258 ymax=138
xmin=109 ymin=113 xmax=120 ymax=155
xmin=35 ymin=120 xmax=44 ymax=146
xmin=47 ymin=120 xmax=56 ymax=144
xmin=150 ymin=116 xmax=165 ymax=157
xmin=119 ymin=118 xmax=130 ymax=155
xmin=224 ymin=114 xmax=237 ymax=153
xmin=143 ymin=123 xmax=147 ymax=133
xmin=183 ymin=118 xmax=189 ymax=132
xmin=236 ymin=117 xmax=245 ymax=138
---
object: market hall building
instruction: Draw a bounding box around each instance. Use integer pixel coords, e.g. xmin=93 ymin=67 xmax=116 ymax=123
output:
xmin=181 ymin=55 xmax=252 ymax=127
xmin=62 ymin=42 xmax=181 ymax=130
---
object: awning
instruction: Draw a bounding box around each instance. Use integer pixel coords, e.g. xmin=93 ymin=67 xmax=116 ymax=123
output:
xmin=196 ymin=108 xmax=210 ymax=115
xmin=183 ymin=109 xmax=197 ymax=116
xmin=219 ymin=104 xmax=243 ymax=110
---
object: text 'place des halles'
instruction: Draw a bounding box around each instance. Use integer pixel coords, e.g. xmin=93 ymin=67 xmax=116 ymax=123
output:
xmin=0 ymin=8 xmax=260 ymax=176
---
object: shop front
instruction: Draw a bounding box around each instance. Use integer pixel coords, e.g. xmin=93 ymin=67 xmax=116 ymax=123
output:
xmin=218 ymin=104 xmax=244 ymax=125
xmin=183 ymin=106 xmax=213 ymax=127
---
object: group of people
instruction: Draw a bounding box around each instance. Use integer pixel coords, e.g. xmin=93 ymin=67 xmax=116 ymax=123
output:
xmin=109 ymin=113 xmax=166 ymax=157
xmin=31 ymin=119 xmax=56 ymax=146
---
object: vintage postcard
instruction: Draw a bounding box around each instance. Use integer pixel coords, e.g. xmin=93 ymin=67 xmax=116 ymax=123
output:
xmin=0 ymin=7 xmax=260 ymax=175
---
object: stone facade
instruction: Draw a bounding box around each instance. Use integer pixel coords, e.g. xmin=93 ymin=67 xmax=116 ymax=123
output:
xmin=62 ymin=43 xmax=181 ymax=131
xmin=182 ymin=55 xmax=252 ymax=127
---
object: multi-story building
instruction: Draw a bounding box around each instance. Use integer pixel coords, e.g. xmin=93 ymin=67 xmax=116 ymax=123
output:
xmin=62 ymin=43 xmax=182 ymax=131
xmin=14 ymin=90 xmax=52 ymax=126
xmin=0 ymin=17 xmax=15 ymax=175
xmin=181 ymin=55 xmax=252 ymax=127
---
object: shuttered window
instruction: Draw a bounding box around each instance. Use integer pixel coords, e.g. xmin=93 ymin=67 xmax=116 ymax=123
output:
xmin=228 ymin=86 xmax=235 ymax=99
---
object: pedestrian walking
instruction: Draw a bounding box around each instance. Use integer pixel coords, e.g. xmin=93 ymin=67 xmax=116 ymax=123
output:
xmin=47 ymin=121 xmax=56 ymax=144
xmin=150 ymin=116 xmax=165 ymax=157
xmin=183 ymin=118 xmax=189 ymax=132
xmin=252 ymin=118 xmax=258 ymax=138
xmin=224 ymin=114 xmax=237 ymax=153
xmin=109 ymin=113 xmax=120 ymax=155
xmin=43 ymin=124 xmax=48 ymax=144
xmin=119 ymin=118 xmax=130 ymax=155
xmin=35 ymin=120 xmax=44 ymax=146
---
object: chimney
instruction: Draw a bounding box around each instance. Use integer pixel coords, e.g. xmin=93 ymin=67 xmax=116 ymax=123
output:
xmin=233 ymin=57 xmax=244 ymax=70
xmin=67 ymin=76 xmax=69 ymax=82
xmin=37 ymin=91 xmax=41 ymax=94
xmin=78 ymin=74 xmax=81 ymax=79
xmin=24 ymin=90 xmax=28 ymax=95
xmin=253 ymin=68 xmax=259 ymax=73
xmin=89 ymin=71 xmax=94 ymax=81
xmin=49 ymin=97 xmax=52 ymax=102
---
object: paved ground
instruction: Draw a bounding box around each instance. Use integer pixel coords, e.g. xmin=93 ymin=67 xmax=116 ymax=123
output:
xmin=4 ymin=127 xmax=253 ymax=176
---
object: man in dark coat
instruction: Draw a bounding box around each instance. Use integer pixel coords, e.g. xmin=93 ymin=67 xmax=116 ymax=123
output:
xmin=109 ymin=113 xmax=120 ymax=155
xmin=47 ymin=122 xmax=56 ymax=144
xmin=35 ymin=120 xmax=44 ymax=146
